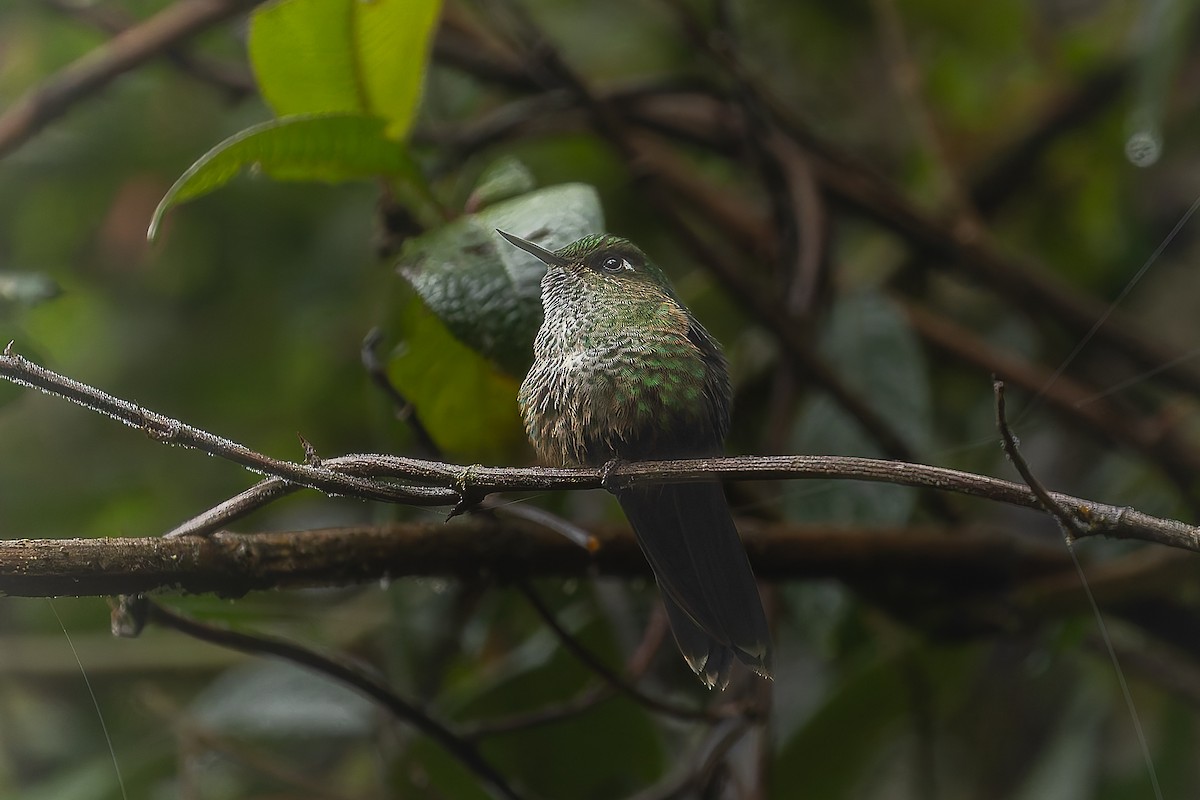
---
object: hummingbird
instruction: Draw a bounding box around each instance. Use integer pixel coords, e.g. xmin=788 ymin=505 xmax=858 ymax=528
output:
xmin=497 ymin=229 xmax=773 ymax=689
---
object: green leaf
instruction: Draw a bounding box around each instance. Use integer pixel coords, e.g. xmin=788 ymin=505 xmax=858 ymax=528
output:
xmin=249 ymin=0 xmax=362 ymax=116
xmin=249 ymin=0 xmax=441 ymax=136
xmin=786 ymin=291 xmax=931 ymax=525
xmin=396 ymin=183 xmax=604 ymax=375
xmin=147 ymin=114 xmax=417 ymax=241
xmin=387 ymin=295 xmax=526 ymax=460
xmin=352 ymin=0 xmax=442 ymax=137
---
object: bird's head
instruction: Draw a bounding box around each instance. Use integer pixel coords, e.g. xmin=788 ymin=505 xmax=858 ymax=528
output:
xmin=497 ymin=230 xmax=676 ymax=304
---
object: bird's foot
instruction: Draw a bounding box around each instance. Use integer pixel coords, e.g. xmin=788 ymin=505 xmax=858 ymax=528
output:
xmin=448 ymin=465 xmax=486 ymax=519
xmin=599 ymin=458 xmax=626 ymax=493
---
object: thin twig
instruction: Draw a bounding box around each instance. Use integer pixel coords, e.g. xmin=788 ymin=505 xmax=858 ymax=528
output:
xmin=0 ymin=348 xmax=455 ymax=506
xmin=40 ymin=0 xmax=255 ymax=100
xmin=144 ymin=600 xmax=525 ymax=800
xmin=907 ymin=303 xmax=1200 ymax=499
xmin=993 ymin=378 xmax=1088 ymax=538
xmin=486 ymin=501 xmax=598 ymax=551
xmin=993 ymin=377 xmax=1165 ymax=800
xmin=164 ymin=477 xmax=298 ymax=537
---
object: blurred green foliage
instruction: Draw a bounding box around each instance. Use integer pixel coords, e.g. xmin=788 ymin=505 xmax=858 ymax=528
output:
xmin=2 ymin=0 xmax=1200 ymax=798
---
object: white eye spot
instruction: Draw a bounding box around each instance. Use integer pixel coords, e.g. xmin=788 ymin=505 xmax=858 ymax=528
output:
xmin=602 ymin=257 xmax=631 ymax=273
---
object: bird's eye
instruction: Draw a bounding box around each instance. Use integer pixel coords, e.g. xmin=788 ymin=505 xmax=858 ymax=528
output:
xmin=602 ymin=256 xmax=629 ymax=273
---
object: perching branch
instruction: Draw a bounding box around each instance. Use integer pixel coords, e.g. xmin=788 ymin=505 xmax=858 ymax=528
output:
xmin=2 ymin=346 xmax=1198 ymax=554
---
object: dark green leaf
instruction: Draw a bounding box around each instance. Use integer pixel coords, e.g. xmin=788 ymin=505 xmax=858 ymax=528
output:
xmin=397 ymin=183 xmax=604 ymax=375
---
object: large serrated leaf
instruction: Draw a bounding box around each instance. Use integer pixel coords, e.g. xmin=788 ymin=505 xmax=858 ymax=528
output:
xmin=147 ymin=114 xmax=417 ymax=240
xmin=787 ymin=292 xmax=931 ymax=525
xmin=250 ymin=0 xmax=441 ymax=137
xmin=396 ymin=183 xmax=604 ymax=375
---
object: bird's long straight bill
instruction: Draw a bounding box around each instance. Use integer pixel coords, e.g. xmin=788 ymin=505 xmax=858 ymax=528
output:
xmin=496 ymin=230 xmax=568 ymax=267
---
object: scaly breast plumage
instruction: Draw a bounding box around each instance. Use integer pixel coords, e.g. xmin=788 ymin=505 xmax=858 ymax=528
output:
xmin=518 ymin=337 xmax=716 ymax=466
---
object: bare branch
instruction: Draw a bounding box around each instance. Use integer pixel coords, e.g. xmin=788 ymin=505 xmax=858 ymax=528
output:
xmin=2 ymin=348 xmax=1197 ymax=552
xmin=0 ymin=349 xmax=456 ymax=505
xmin=0 ymin=520 xmax=1081 ymax=599
xmin=0 ymin=0 xmax=262 ymax=160
xmin=994 ymin=378 xmax=1088 ymax=539
xmin=40 ymin=0 xmax=255 ymax=100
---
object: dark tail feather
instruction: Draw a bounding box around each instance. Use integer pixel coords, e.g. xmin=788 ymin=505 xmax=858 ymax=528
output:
xmin=617 ymin=482 xmax=772 ymax=688
xmin=661 ymin=593 xmax=736 ymax=689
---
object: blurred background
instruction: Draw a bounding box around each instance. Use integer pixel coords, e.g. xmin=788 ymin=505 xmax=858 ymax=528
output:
xmin=2 ymin=0 xmax=1200 ymax=797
